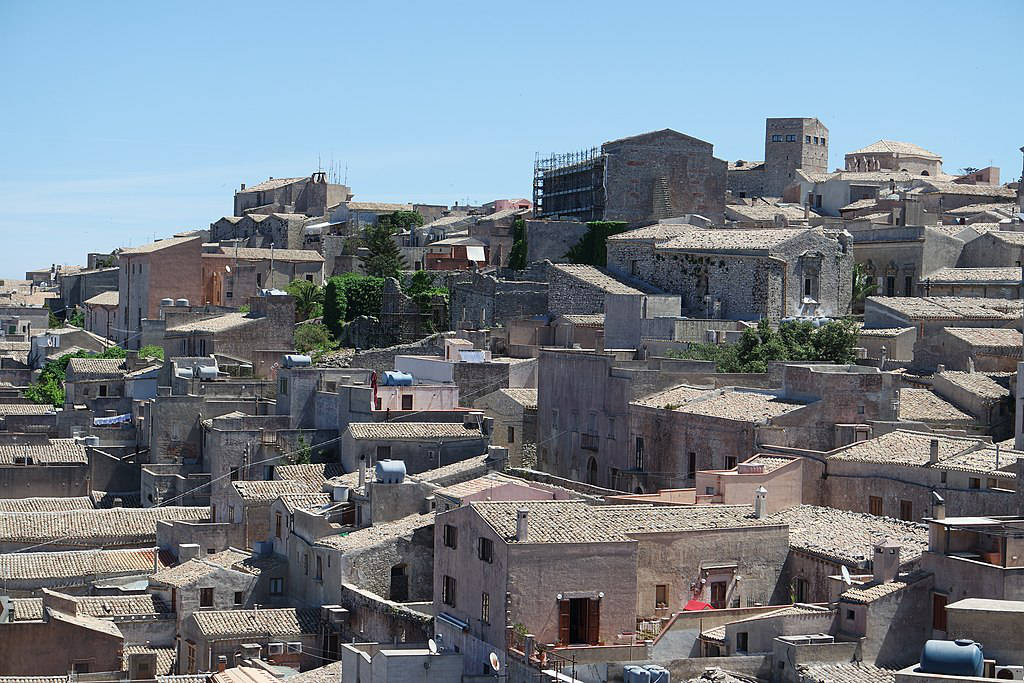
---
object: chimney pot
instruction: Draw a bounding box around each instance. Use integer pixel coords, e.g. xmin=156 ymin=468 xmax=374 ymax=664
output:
xmin=931 ymin=491 xmax=946 ymax=520
xmin=754 ymin=486 xmax=768 ymax=518
xmin=929 ymin=439 xmax=940 ymax=464
xmin=516 ymin=508 xmax=529 ymax=542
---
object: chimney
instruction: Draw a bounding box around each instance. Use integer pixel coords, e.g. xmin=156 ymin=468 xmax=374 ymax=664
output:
xmin=178 ymin=543 xmax=201 ymax=563
xmin=240 ymin=183 xmax=246 ymax=191
xmin=217 ymin=656 xmax=227 ymax=673
xmin=931 ymin=491 xmax=946 ymax=521
xmin=358 ymin=458 xmax=366 ymax=488
xmin=929 ymin=439 xmax=940 ymax=464
xmin=516 ymin=509 xmax=529 ymax=542
xmin=872 ymin=539 xmax=901 ymax=583
xmin=754 ymin=486 xmax=768 ymax=519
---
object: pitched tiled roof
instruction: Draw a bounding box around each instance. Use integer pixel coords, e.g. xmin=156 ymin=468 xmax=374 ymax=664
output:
xmin=346 ymin=422 xmax=483 ymax=441
xmin=73 ymin=593 xmax=171 ymax=617
xmin=316 ymin=512 xmax=432 ymax=551
xmin=855 ymin=327 xmax=914 ymax=338
xmin=942 ymin=327 xmax=1022 ymax=350
xmin=839 ymin=198 xmax=880 ymax=212
xmin=471 ymin=500 xmax=774 ymax=544
xmin=725 ymin=204 xmax=813 ymax=222
xmin=414 ymin=453 xmax=491 ymax=485
xmin=0 ymin=507 xmax=207 ymax=546
xmin=0 ymin=403 xmax=57 ymax=416
xmin=915 ymin=181 xmax=1016 ymax=198
xmin=239 ymin=177 xmax=304 ymax=193
xmin=216 ymin=247 xmax=324 ymax=262
xmin=83 ymin=291 xmax=119 ymax=307
xmin=275 ymin=462 xmax=346 ymax=489
xmin=898 ymin=389 xmax=973 ymax=424
xmin=829 ymin=430 xmax=978 ymax=466
xmin=231 ymin=479 xmax=313 ymax=501
xmin=935 ymin=445 xmax=1019 ymax=479
xmin=0 ymin=496 xmax=94 ymax=512
xmin=937 ymin=371 xmax=1011 ymax=399
xmin=944 ymin=202 xmax=1018 ymax=216
xmin=848 ymin=140 xmax=941 ymax=159
xmin=280 ymin=662 xmax=342 ymax=683
xmin=764 ymin=504 xmax=928 ymax=566
xmin=924 ymin=267 xmax=1021 ymax=284
xmin=10 ymin=598 xmax=43 ymax=620
xmin=740 ymin=455 xmax=795 ymax=473
xmin=67 ymin=357 xmax=127 ymax=379
xmin=606 ymin=224 xmax=696 ymax=242
xmin=634 ymin=384 xmax=710 ymax=409
xmin=191 ymin=607 xmax=319 ymax=638
xmin=123 ymin=646 xmax=176 ymax=676
xmin=120 ymin=234 xmax=201 ymax=255
xmin=660 ymin=228 xmax=809 ymax=252
xmin=796 ymin=663 xmax=895 ymax=683
xmin=166 ymin=312 xmax=257 ymax=334
xmin=496 ymin=388 xmax=538 ymax=410
xmin=0 ymin=548 xmax=166 ymax=582
xmin=549 ymin=263 xmax=644 ymax=295
xmin=841 ymin=570 xmax=931 ymax=604
xmin=867 ymin=296 xmax=1022 ymax=321
xmin=0 ymin=439 xmax=87 ymax=465
xmin=151 ymin=558 xmax=240 ymax=588
xmin=677 ymin=389 xmax=805 ymax=421
xmin=345 ymin=201 xmax=414 ymax=212
xmin=558 ymin=314 xmax=605 ymax=327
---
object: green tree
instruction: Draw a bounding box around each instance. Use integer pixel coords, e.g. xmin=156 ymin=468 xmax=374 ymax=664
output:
xmin=338 ymin=273 xmax=385 ymax=321
xmin=360 ymin=223 xmax=408 ymax=278
xmin=286 ymin=279 xmax=325 ymax=321
xmin=68 ymin=309 xmax=85 ymax=327
xmin=284 ymin=435 xmax=313 ymax=465
xmin=565 ymin=221 xmax=631 ymax=267
xmin=507 ymin=216 xmax=528 ymax=270
xmin=323 ymin=277 xmax=349 ymax=338
xmin=294 ymin=323 xmax=335 ymax=354
xmin=377 ymin=210 xmax=424 ymax=232
xmin=852 ymin=262 xmax=878 ymax=313
xmin=138 ymin=345 xmax=165 ymax=361
xmin=808 ymin=319 xmax=859 ymax=365
xmin=24 ymin=345 xmax=126 ymax=407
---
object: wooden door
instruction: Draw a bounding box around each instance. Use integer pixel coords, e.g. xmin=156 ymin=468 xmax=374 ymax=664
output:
xmin=586 ymin=598 xmax=600 ymax=645
xmin=557 ymin=600 xmax=570 ymax=645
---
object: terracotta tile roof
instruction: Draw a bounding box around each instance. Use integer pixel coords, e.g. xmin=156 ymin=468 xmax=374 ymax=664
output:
xmin=150 ymin=559 xmax=234 ymax=588
xmin=432 ymin=472 xmax=532 ymax=501
xmin=166 ymin=312 xmax=258 ymax=334
xmin=277 ymin=492 xmax=333 ymax=511
xmin=66 ymin=357 xmax=127 ymax=379
xmin=414 ymin=453 xmax=491 ymax=485
xmin=0 ymin=439 xmax=87 ymax=465
xmin=83 ymin=291 xmax=119 ymax=307
xmin=123 ymin=646 xmax=176 ymax=676
xmin=829 ymin=430 xmax=978 ymax=466
xmin=839 ymin=198 xmax=880 ymax=212
xmin=496 ymin=388 xmax=538 ymax=410
xmin=281 ymin=662 xmax=341 ymax=683
xmin=937 ymin=371 xmax=1011 ymax=399
xmin=72 ymin=593 xmax=171 ymax=617
xmin=606 ymin=224 xmax=696 ymax=242
xmin=316 ymin=512 xmax=432 ymax=551
xmin=724 ymin=204 xmax=813 ymax=222
xmin=867 ymin=296 xmax=1022 ymax=321
xmin=987 ymin=231 xmax=1024 ymax=246
xmin=740 ymin=455 xmax=795 ymax=473
xmin=346 ymin=422 xmax=483 ymax=441
xmin=0 ymin=496 xmax=94 ymax=512
xmin=796 ymin=662 xmax=895 ymax=683
xmin=191 ymin=607 xmax=319 ymax=638
xmin=898 ymin=389 xmax=973 ymax=424
xmin=924 ymin=267 xmax=1021 ymax=284
xmin=239 ymin=177 xmax=305 ymax=193
xmin=764 ymin=504 xmax=928 ymax=566
xmin=0 ymin=506 xmax=207 ymax=546
xmin=558 ymin=314 xmax=605 ymax=327
xmin=936 ymin=445 xmax=1019 ymax=479
xmin=915 ymin=180 xmax=1016 ymax=198
xmin=677 ymin=389 xmax=805 ymax=421
xmin=944 ymin=202 xmax=1018 ymax=216
xmin=345 ymin=201 xmax=414 ymax=212
xmin=942 ymin=327 xmax=1022 ymax=349
xmin=549 ymin=263 xmax=644 ymax=295
xmin=471 ymin=500 xmax=774 ymax=544
xmin=841 ymin=570 xmax=931 ymax=604
xmin=0 ymin=548 xmax=166 ymax=582
xmin=215 ymin=247 xmax=324 ymax=262
xmin=120 ymin=234 xmax=201 ymax=255
xmin=231 ymin=479 xmax=314 ymax=501
xmin=661 ymin=228 xmax=808 ymax=252
xmin=10 ymin=598 xmax=43 ymax=620
xmin=855 ymin=327 xmax=914 ymax=338
xmin=848 ymin=140 xmax=941 ymax=159
xmin=275 ymin=462 xmax=346 ymax=489
xmin=0 ymin=403 xmax=58 ymax=416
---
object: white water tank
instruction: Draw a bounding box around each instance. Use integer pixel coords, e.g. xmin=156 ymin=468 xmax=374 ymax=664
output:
xmin=174 ymin=298 xmax=190 ymax=307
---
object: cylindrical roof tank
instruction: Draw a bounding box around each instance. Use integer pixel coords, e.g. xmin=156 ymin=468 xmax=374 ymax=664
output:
xmin=645 ymin=665 xmax=670 ymax=683
xmin=381 ymin=371 xmax=413 ymax=386
xmin=174 ymin=298 xmax=190 ymax=307
xmin=195 ymin=365 xmax=219 ymax=381
xmin=624 ymin=666 xmax=651 ymax=683
xmin=160 ymin=298 xmax=174 ymax=307
xmin=282 ymin=354 xmax=312 ymax=368
xmin=374 ymin=459 xmax=406 ymax=484
xmin=919 ymin=639 xmax=984 ymax=677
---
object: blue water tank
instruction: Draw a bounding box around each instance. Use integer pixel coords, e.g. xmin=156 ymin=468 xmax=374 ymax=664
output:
xmin=919 ymin=639 xmax=984 ymax=677
xmin=282 ymin=354 xmax=312 ymax=368
xmin=381 ymin=371 xmax=413 ymax=386
xmin=374 ymin=459 xmax=407 ymax=484
xmin=645 ymin=665 xmax=670 ymax=683
xmin=623 ymin=666 xmax=651 ymax=683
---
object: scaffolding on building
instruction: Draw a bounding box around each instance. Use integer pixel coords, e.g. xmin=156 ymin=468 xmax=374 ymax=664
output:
xmin=532 ymin=146 xmax=603 ymax=219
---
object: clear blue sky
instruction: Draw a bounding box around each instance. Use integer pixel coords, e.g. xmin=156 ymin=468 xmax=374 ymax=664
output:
xmin=1 ymin=1 xmax=1021 ymax=278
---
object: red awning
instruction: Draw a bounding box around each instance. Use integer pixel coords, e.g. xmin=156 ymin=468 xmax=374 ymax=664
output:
xmin=683 ymin=600 xmax=713 ymax=611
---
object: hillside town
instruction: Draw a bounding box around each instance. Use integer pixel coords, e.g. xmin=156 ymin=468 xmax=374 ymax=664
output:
xmin=2 ymin=118 xmax=1024 ymax=683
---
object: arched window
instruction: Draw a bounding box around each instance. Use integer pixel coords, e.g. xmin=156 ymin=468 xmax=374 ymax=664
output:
xmin=587 ymin=457 xmax=598 ymax=485
xmin=920 ymin=170 xmax=930 ymax=176
xmin=634 ymin=486 xmax=645 ymax=495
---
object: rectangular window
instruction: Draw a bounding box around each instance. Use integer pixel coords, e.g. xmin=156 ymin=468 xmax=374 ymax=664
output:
xmin=932 ymin=593 xmax=948 ymax=631
xmin=846 ymin=609 xmax=855 ymax=621
xmin=771 ymin=134 xmax=782 ymax=142
xmin=481 ymin=592 xmax=490 ymax=623
xmin=655 ymin=584 xmax=668 ymax=608
xmin=275 ymin=512 xmax=283 ymax=538
xmin=443 ymin=575 xmax=457 ymax=606
xmin=200 ymin=588 xmax=213 ymax=607
xmin=279 ymin=377 xmax=288 ymax=395
xmin=786 ymin=134 xmax=796 ymax=142
xmin=804 ymin=278 xmax=812 ymax=296
xmin=230 ymin=467 xmax=239 ymax=481
xmin=821 ymin=138 xmax=826 ymax=146
xmin=186 ymin=643 xmax=196 ymax=675
xmin=444 ymin=524 xmax=458 ymax=549
xmin=736 ymin=631 xmax=749 ymax=652
xmin=233 ymin=591 xmax=243 ymax=606
xmin=316 ymin=556 xmax=323 ymax=581
xmin=725 ymin=456 xmax=737 ymax=470
xmin=812 ymin=136 xmax=819 ymax=144
xmin=401 ymin=394 xmax=413 ymax=410
xmin=552 ymin=409 xmax=559 ymax=429
xmin=98 ymin=384 xmax=108 ymax=397
xmin=376 ymin=445 xmax=391 ymax=460
xmin=899 ymin=500 xmax=913 ymax=521
xmin=507 ymin=425 xmax=515 ymax=443
xmin=478 ymin=537 xmax=493 ymax=563
xmin=635 ymin=436 xmax=644 ymax=471
xmin=905 ymin=276 xmax=913 ymax=296
xmin=269 ymin=578 xmax=284 ymax=595
xmin=886 ymin=276 xmax=895 ymax=297
xmin=375 ymin=397 xmax=382 ymax=410
xmin=869 ymin=496 xmax=883 ymax=516
xmin=805 ymin=135 xmax=811 ymax=143
xmin=710 ymin=581 xmax=727 ymax=609
xmin=303 ymin=553 xmax=309 ymax=575
xmin=794 ymin=578 xmax=808 ymax=603
xmin=969 ymin=477 xmax=981 ymax=489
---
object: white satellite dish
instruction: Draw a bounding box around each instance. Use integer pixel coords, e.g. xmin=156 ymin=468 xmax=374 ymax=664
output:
xmin=841 ymin=565 xmax=852 ymax=585
xmin=489 ymin=652 xmax=500 ymax=672
xmin=225 ymin=265 xmax=231 ymax=273
xmin=427 ymin=638 xmax=438 ymax=655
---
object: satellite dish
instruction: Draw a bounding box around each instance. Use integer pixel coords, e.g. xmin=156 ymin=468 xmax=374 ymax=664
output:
xmin=489 ymin=652 xmax=500 ymax=672
xmin=427 ymin=638 xmax=438 ymax=655
xmin=225 ymin=265 xmax=231 ymax=273
xmin=841 ymin=565 xmax=852 ymax=585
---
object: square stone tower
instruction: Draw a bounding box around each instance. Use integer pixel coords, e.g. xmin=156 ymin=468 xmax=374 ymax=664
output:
xmin=763 ymin=118 xmax=829 ymax=197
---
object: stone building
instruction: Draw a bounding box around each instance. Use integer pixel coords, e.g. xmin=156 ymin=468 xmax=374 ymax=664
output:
xmin=447 ymin=269 xmax=548 ymax=330
xmin=864 ymin=296 xmax=1022 ymax=341
xmin=533 ymin=129 xmax=727 ymax=224
xmin=83 ymin=290 xmax=120 ymax=340
xmin=433 ymin=499 xmax=789 ymax=675
xmin=211 ymin=213 xmax=311 ymax=250
xmin=338 ymin=422 xmax=488 ymax=474
xmin=957 ymin=230 xmax=1024 ymax=267
xmin=0 ymin=547 xmax=170 ymax=597
xmin=0 ymin=506 xmax=207 ymax=552
xmin=117 ymin=234 xmax=205 ymax=349
xmin=912 ymin=327 xmax=1022 ymax=373
xmin=466 ymin=207 xmax=529 ymax=267
xmin=606 ymin=226 xmax=853 ymax=321
xmin=58 ymin=266 xmax=119 ymax=317
xmin=845 ymin=140 xmax=943 ymax=177
xmin=918 ymin=266 xmax=1022 ymax=298
xmin=473 ymin=388 xmax=537 ymax=467
xmin=848 ymin=225 xmax=964 ymax=299
xmin=233 ymin=172 xmax=351 ymax=217
xmin=178 ymin=607 xmax=320 ymax=673
xmin=0 ymin=438 xmax=88 ymax=499
xmin=910 ymin=178 xmax=1018 ymax=213
xmin=201 ymin=246 xmax=324 ymax=308
xmin=727 ymin=117 xmax=829 ymax=198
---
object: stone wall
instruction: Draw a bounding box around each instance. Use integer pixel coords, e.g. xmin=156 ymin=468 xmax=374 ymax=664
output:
xmin=449 ymin=271 xmax=548 ymax=329
xmin=525 ymin=219 xmax=590 ymax=263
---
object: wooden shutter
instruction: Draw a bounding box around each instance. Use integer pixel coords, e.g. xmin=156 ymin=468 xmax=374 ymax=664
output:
xmin=557 ymin=600 xmax=570 ymax=646
xmin=587 ymin=599 xmax=600 ymax=645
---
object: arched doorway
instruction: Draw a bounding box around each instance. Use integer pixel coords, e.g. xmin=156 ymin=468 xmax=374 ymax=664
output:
xmin=587 ymin=457 xmax=598 ymax=486
xmin=390 ymin=564 xmax=408 ymax=602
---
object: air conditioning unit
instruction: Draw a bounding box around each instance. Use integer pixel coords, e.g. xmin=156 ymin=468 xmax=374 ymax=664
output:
xmin=995 ymin=666 xmax=1024 ymax=680
xmin=267 ymin=643 xmax=284 ymax=656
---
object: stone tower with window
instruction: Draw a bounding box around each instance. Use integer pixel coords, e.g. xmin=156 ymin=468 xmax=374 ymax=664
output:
xmin=764 ymin=117 xmax=829 ymax=198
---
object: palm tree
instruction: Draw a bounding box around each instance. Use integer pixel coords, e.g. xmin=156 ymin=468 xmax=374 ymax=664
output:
xmin=851 ymin=263 xmax=878 ymax=314
xmin=286 ymin=279 xmax=324 ymax=322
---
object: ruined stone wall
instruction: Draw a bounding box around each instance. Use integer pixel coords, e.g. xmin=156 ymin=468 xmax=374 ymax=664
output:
xmin=449 ymin=271 xmax=548 ymax=329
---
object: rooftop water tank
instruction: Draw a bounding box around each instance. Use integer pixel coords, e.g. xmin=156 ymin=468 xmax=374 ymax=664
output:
xmin=919 ymin=639 xmax=984 ymax=677
xmin=174 ymin=298 xmax=190 ymax=307
xmin=381 ymin=371 xmax=413 ymax=386
xmin=176 ymin=367 xmax=194 ymax=380
xmin=624 ymin=666 xmax=651 ymax=683
xmin=194 ymin=365 xmax=219 ymax=381
xmin=330 ymin=485 xmax=350 ymax=503
xmin=160 ymin=298 xmax=174 ymax=307
xmin=81 ymin=435 xmax=100 ymax=447
xmin=374 ymin=459 xmax=406 ymax=484
xmin=282 ymin=354 xmax=312 ymax=368
xmin=645 ymin=665 xmax=670 ymax=683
